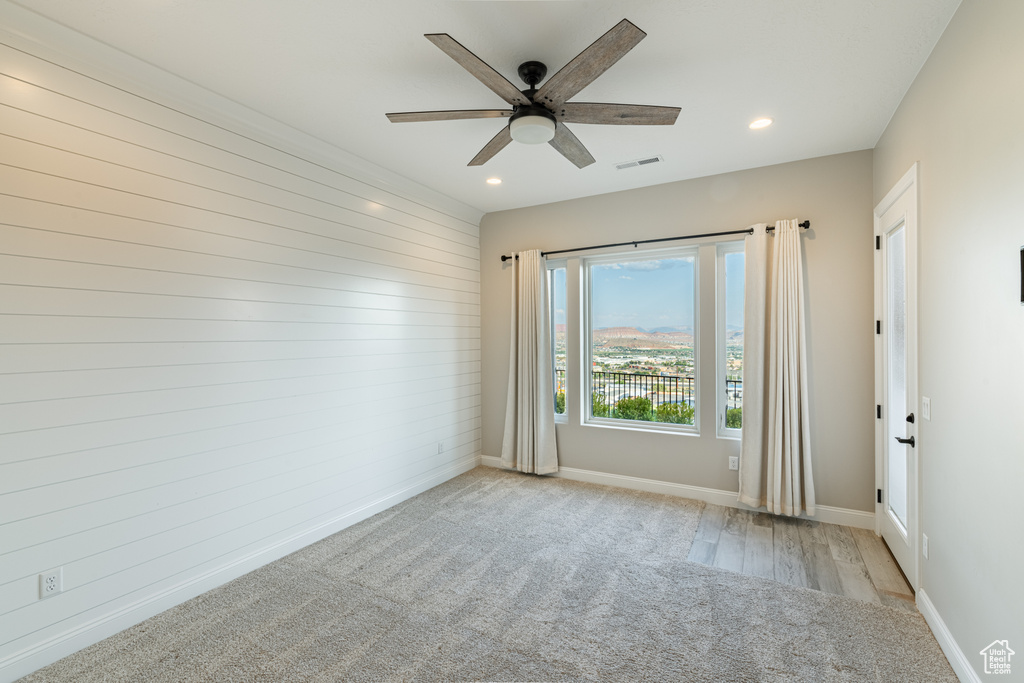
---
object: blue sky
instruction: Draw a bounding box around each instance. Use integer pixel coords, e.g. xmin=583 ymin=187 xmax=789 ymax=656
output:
xmin=591 ymin=257 xmax=694 ymax=330
xmin=724 ymin=251 xmax=744 ymax=329
xmin=550 ymin=251 xmax=745 ymax=330
xmin=552 ymin=268 xmax=567 ymax=326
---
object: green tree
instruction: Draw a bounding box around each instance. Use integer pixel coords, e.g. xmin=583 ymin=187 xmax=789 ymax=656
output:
xmin=726 ymin=407 xmax=742 ymax=429
xmin=591 ymin=392 xmax=609 ymax=417
xmin=655 ymin=402 xmax=695 ymax=425
xmin=555 ymin=391 xmax=566 ymax=414
xmin=614 ymin=396 xmax=653 ymax=421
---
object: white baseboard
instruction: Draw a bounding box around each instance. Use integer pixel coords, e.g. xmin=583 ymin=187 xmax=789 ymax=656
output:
xmin=917 ymin=589 xmax=980 ymax=683
xmin=480 ymin=455 xmax=874 ymax=529
xmin=0 ymin=454 xmax=480 ymax=683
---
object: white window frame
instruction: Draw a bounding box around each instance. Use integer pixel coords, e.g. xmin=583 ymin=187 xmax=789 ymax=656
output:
xmin=716 ymin=241 xmax=744 ymax=439
xmin=547 ymin=258 xmax=568 ymax=423
xmin=582 ymin=247 xmax=699 ymax=435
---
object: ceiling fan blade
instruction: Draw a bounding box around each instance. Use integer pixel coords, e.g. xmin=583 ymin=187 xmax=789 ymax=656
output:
xmin=534 ymin=19 xmax=646 ymax=109
xmin=425 ymin=34 xmax=531 ymax=107
xmin=387 ymin=109 xmax=514 ymax=123
xmin=468 ymin=126 xmax=513 ymax=166
xmin=559 ymin=102 xmax=680 ymax=126
xmin=548 ymin=123 xmax=596 ymax=169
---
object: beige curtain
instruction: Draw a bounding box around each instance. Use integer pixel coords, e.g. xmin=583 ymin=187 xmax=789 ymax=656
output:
xmin=500 ymin=250 xmax=558 ymax=474
xmin=738 ymin=220 xmax=815 ymax=516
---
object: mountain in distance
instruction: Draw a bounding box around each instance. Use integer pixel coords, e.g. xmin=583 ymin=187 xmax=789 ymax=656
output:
xmin=561 ymin=324 xmax=738 ymax=346
xmin=638 ymin=325 xmax=694 ymax=335
xmin=592 ymin=326 xmax=693 ymax=349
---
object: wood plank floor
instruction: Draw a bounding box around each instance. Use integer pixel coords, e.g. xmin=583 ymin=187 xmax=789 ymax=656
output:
xmin=687 ymin=503 xmax=917 ymax=613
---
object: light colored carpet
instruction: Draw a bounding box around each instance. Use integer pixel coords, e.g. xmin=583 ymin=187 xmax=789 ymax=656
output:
xmin=22 ymin=467 xmax=956 ymax=682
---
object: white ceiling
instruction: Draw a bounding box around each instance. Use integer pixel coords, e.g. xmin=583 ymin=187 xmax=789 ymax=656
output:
xmin=11 ymin=0 xmax=960 ymax=214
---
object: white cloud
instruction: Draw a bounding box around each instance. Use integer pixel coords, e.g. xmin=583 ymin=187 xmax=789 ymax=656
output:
xmin=621 ymin=258 xmax=690 ymax=272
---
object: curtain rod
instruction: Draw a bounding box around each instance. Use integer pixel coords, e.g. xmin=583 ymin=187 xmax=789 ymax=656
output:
xmin=499 ymin=220 xmax=810 ymax=262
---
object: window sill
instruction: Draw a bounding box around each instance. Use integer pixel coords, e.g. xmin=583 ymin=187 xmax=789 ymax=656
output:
xmin=583 ymin=418 xmax=700 ymax=437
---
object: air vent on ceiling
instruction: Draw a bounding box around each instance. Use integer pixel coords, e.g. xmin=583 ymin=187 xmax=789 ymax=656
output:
xmin=614 ymin=155 xmax=664 ymax=170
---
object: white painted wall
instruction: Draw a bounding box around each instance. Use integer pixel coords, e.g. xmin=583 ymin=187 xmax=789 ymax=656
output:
xmin=0 ymin=8 xmax=481 ymax=680
xmin=873 ymin=0 xmax=1023 ymax=679
xmin=480 ymin=151 xmax=875 ymax=513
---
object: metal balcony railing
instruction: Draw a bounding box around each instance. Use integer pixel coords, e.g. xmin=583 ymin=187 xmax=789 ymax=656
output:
xmin=725 ymin=378 xmax=742 ymax=411
xmin=553 ymin=369 xmax=742 ymax=415
xmin=589 ymin=371 xmax=694 ymax=415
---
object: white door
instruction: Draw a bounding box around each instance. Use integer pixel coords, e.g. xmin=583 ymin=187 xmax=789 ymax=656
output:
xmin=874 ymin=164 xmax=919 ymax=589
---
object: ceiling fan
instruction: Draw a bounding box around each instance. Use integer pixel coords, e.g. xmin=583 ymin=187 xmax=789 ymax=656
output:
xmin=386 ymin=19 xmax=681 ymax=169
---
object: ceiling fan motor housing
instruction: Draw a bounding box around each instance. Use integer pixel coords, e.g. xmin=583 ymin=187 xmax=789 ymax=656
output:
xmin=509 ymin=62 xmax=556 ymax=144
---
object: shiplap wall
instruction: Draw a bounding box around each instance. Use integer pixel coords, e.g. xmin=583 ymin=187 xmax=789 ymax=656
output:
xmin=0 ymin=17 xmax=480 ymax=679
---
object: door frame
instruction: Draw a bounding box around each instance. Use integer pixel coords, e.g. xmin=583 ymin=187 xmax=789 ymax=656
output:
xmin=873 ymin=163 xmax=920 ymax=590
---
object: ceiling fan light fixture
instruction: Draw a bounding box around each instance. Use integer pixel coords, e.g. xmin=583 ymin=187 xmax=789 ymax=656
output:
xmin=510 ymin=110 xmax=556 ymax=144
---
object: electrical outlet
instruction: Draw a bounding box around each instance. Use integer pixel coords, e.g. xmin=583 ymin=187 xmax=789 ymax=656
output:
xmin=922 ymin=534 xmax=929 ymax=559
xmin=728 ymin=456 xmax=739 ymax=471
xmin=437 ymin=441 xmax=444 ymax=454
xmin=922 ymin=396 xmax=931 ymax=421
xmin=39 ymin=567 xmax=62 ymax=599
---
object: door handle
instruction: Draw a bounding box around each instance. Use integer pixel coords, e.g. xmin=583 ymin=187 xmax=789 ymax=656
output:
xmin=895 ymin=436 xmax=915 ymax=447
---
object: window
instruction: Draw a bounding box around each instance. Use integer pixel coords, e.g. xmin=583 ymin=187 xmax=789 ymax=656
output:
xmin=547 ymin=260 xmax=567 ymax=417
xmin=584 ymin=250 xmax=698 ymax=430
xmin=717 ymin=243 xmax=744 ymax=435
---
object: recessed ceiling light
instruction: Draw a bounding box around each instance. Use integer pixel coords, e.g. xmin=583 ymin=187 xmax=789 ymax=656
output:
xmin=486 ymin=178 xmax=502 ymax=185
xmin=749 ymin=118 xmax=773 ymax=130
